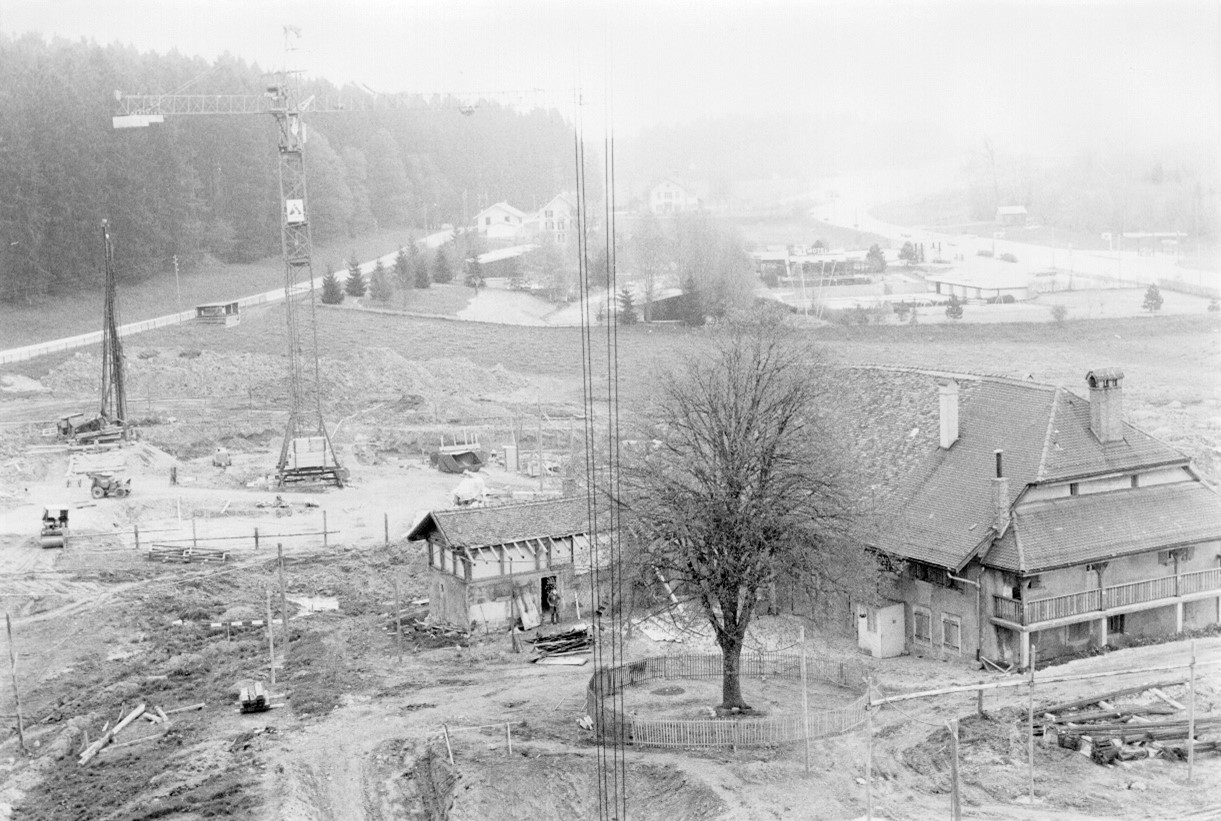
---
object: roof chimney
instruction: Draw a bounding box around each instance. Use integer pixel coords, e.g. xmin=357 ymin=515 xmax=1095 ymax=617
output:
xmin=939 ymin=380 xmax=959 ymax=449
xmin=993 ymin=449 xmax=1010 ymax=535
xmin=1086 ymin=368 xmax=1125 ymax=444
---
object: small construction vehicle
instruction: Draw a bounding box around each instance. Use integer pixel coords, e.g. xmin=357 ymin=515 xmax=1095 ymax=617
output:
xmin=88 ymin=472 xmax=131 ymax=499
xmin=40 ymin=506 xmax=70 ymax=548
xmin=57 ymin=413 xmax=125 ymax=446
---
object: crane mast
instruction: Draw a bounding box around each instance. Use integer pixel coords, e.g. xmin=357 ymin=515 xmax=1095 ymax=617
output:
xmin=99 ymin=220 xmax=129 ymax=435
xmin=114 ymin=64 xmax=344 ymax=487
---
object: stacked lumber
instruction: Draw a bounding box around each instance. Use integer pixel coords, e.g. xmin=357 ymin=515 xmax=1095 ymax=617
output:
xmin=147 ymin=544 xmax=230 ymax=563
xmin=1038 ymin=677 xmax=1218 ymax=765
xmin=530 ymin=625 xmax=594 ymax=662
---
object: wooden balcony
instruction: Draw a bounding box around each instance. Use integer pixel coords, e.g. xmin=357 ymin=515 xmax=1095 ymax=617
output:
xmin=993 ymin=567 xmax=1221 ymax=626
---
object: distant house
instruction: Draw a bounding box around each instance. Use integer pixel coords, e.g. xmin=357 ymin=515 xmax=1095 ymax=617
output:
xmin=995 ymin=205 xmax=1028 ymax=226
xmin=647 ymin=177 xmax=699 ymax=215
xmin=474 ymin=202 xmax=527 ymax=241
xmin=854 ymin=368 xmax=1221 ymax=669
xmin=925 ymin=271 xmax=1031 ymax=302
xmin=406 ymin=497 xmax=609 ymax=629
xmin=527 ymin=193 xmax=576 ymax=245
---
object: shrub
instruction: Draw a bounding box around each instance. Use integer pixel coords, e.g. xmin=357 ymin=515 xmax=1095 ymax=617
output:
xmin=1050 ymin=304 xmax=1068 ymax=323
xmin=1142 ymin=283 xmax=1164 ymax=312
xmin=999 ymin=252 xmax=1018 ymax=263
xmin=976 ymin=249 xmax=994 ymax=258
xmin=945 ymin=294 xmax=964 ymax=320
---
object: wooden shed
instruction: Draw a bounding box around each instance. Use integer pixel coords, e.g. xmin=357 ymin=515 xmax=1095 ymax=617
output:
xmin=194 ymin=301 xmax=241 ymax=326
xmin=406 ymin=496 xmax=609 ymax=630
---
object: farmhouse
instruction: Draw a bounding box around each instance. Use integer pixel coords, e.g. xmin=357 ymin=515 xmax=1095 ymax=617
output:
xmin=995 ymin=205 xmax=1028 ymax=225
xmin=527 ymin=192 xmax=576 ymax=245
xmin=647 ymin=176 xmax=699 ymax=215
xmin=857 ymin=369 xmax=1221 ymax=669
xmin=474 ymin=202 xmax=527 ymax=242
xmin=406 ymin=497 xmax=608 ymax=630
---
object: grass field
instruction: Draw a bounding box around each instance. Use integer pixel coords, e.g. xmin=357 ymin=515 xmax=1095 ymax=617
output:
xmin=0 ymin=226 xmax=423 ymax=350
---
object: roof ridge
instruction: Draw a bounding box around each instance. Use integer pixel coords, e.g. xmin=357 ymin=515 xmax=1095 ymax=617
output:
xmin=1036 ymin=386 xmax=1062 ymax=481
xmin=834 ymin=363 xmax=1058 ymax=389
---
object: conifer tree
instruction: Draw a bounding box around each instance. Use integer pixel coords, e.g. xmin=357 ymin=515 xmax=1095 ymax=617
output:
xmin=433 ymin=246 xmax=453 ymax=284
xmin=345 ymin=257 xmax=367 ymax=297
xmin=369 ymin=259 xmax=393 ymax=302
xmin=320 ymin=269 xmax=345 ymax=305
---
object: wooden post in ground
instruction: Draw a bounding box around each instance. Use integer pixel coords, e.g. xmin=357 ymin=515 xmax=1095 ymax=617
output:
xmin=949 ymin=718 xmax=961 ymax=821
xmin=800 ymin=625 xmax=810 ymax=774
xmin=1186 ymin=640 xmax=1196 ymax=781
xmin=5 ymin=614 xmax=24 ymax=754
xmin=442 ymin=724 xmax=454 ymax=765
xmin=266 ymin=588 xmax=276 ymax=687
xmin=865 ymin=676 xmax=874 ymax=821
xmin=505 ymin=722 xmax=512 ymax=756
xmin=134 ymin=525 xmax=140 ymax=551
xmin=536 ymin=412 xmax=544 ymax=492
xmin=384 ymin=513 xmax=389 ymax=547
xmin=191 ymin=517 xmax=197 ymax=548
xmin=323 ymin=510 xmax=328 ymax=548
xmin=1027 ymin=645 xmax=1036 ymax=804
xmin=254 ymin=527 xmax=259 ymax=551
xmin=394 ymin=576 xmax=403 ymax=663
xmin=277 ymin=543 xmax=289 ymax=663
xmin=977 ymin=687 xmax=984 ymax=717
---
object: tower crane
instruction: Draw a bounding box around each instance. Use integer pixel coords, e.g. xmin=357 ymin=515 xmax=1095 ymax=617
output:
xmin=113 ymin=30 xmax=562 ymax=487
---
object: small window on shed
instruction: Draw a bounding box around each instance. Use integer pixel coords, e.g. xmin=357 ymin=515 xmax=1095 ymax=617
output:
xmin=1069 ymin=483 xmax=1079 ymax=496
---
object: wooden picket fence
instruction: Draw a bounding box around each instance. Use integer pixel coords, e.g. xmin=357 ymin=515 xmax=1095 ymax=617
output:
xmin=585 ymin=653 xmax=869 ymax=749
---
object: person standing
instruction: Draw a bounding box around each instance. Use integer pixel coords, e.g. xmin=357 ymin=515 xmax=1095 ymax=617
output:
xmin=547 ymin=585 xmax=561 ymax=624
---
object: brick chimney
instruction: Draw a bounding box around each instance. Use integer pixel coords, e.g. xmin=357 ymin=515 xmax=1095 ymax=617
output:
xmin=993 ymin=449 xmax=1010 ymax=535
xmin=1086 ymin=368 xmax=1125 ymax=444
xmin=939 ymin=380 xmax=959 ymax=449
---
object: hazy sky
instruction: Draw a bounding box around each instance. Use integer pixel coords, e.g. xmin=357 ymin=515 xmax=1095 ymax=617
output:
xmin=1 ymin=0 xmax=1217 ymax=153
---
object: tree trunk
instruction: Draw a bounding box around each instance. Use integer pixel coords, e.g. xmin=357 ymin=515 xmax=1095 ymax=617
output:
xmin=719 ymin=635 xmax=751 ymax=712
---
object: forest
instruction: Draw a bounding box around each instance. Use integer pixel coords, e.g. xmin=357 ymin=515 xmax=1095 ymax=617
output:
xmin=0 ymin=34 xmax=583 ymax=303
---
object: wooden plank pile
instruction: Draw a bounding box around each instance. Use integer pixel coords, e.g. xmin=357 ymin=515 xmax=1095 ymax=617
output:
xmin=78 ymin=701 xmax=201 ymax=765
xmin=530 ymin=624 xmax=594 ymax=663
xmin=1039 ymin=677 xmax=1218 ymax=765
xmin=147 ymin=544 xmax=230 ymax=563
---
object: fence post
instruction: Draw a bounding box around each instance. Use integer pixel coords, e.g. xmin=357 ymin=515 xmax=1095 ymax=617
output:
xmin=191 ymin=517 xmax=197 ymax=549
xmin=133 ymin=525 xmax=139 ymax=552
xmin=949 ymin=718 xmax=961 ymax=821
xmin=384 ymin=513 xmax=389 ymax=547
xmin=505 ymin=722 xmax=512 ymax=757
xmin=442 ymin=724 xmax=454 ymax=765
xmin=254 ymin=528 xmax=259 ymax=551
xmin=323 ymin=511 xmax=328 ymax=548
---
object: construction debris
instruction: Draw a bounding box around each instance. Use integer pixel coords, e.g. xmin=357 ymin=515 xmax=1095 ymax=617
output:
xmin=238 ymin=681 xmax=271 ymax=714
xmin=147 ymin=545 xmax=231 ymax=563
xmin=79 ymin=703 xmax=146 ymax=765
xmin=1039 ymin=678 xmax=1218 ymax=766
xmin=529 ymin=624 xmax=593 ymax=661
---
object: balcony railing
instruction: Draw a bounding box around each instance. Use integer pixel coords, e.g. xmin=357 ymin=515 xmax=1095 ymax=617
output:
xmin=993 ymin=567 xmax=1221 ymax=626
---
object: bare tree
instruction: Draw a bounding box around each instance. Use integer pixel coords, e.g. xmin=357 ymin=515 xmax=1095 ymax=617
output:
xmin=620 ymin=314 xmax=875 ymax=712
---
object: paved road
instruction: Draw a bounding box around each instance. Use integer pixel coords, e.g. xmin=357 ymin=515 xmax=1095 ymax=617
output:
xmin=0 ymin=229 xmax=455 ymax=366
xmin=815 ymin=196 xmax=1217 ymax=292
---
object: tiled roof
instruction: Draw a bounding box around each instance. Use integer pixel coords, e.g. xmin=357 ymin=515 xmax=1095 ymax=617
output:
xmin=985 ymin=482 xmax=1221 ymax=573
xmin=405 ymin=497 xmax=590 ymax=548
xmin=870 ymin=380 xmax=1052 ymax=569
xmin=858 ymin=368 xmax=1194 ymax=571
xmin=1036 ymin=388 xmax=1185 ymax=480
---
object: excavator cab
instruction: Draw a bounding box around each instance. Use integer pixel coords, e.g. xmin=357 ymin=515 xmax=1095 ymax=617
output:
xmin=40 ymin=506 xmax=70 ymax=549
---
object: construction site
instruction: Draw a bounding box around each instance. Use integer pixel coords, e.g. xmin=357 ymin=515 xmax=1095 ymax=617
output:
xmin=2 ymin=15 xmax=1221 ymax=821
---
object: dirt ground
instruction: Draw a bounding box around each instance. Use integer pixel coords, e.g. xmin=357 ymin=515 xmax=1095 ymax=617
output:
xmin=1 ymin=287 xmax=1220 ymax=820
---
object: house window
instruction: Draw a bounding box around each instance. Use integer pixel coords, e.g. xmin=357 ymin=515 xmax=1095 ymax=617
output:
xmin=545 ymin=209 xmax=553 ymax=218
xmin=1069 ymin=483 xmax=1079 ymax=496
xmin=556 ymin=233 xmax=565 ymax=244
xmin=1159 ymin=547 xmax=1193 ymax=565
xmin=913 ymin=607 xmax=932 ymax=643
xmin=1107 ymin=614 xmax=1125 ymax=634
xmin=504 ymin=215 xmax=511 ymax=222
xmin=1131 ymin=475 xmax=1139 ymax=488
xmin=941 ymin=615 xmax=961 ymax=652
xmin=1027 ymin=575 xmax=1043 ymax=590
xmin=1067 ymin=621 xmax=1091 ymax=643
xmin=1085 ymin=562 xmax=1106 ymax=574
xmin=557 ymin=220 xmax=566 ymax=230
xmin=484 ymin=217 xmax=491 ymax=226
xmin=546 ymin=220 xmax=554 ymax=229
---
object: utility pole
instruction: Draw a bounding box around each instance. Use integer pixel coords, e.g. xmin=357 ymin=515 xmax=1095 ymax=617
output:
xmin=172 ymin=254 xmax=182 ymax=317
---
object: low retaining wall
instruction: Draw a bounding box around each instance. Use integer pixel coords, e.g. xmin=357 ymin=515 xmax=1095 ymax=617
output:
xmin=585 ymin=652 xmax=868 ymax=749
